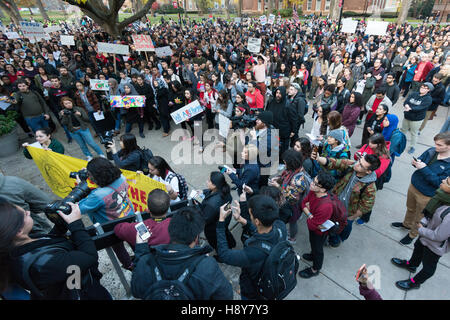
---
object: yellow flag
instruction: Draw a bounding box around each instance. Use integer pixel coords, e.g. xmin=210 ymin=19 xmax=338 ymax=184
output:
xmin=26 ymin=147 xmax=166 ymax=212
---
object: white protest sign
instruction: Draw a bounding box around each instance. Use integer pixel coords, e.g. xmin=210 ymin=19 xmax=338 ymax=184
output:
xmin=170 ymin=100 xmax=203 ymax=125
xmin=268 ymin=14 xmax=275 ymax=24
xmin=6 ymin=32 xmax=20 ymax=39
xmin=90 ymin=79 xmax=110 ymax=91
xmin=277 ymin=15 xmax=282 ymax=24
xmin=155 ymin=46 xmax=173 ymax=58
xmin=247 ymin=37 xmax=262 ymax=54
xmin=44 ymin=26 xmax=61 ymax=33
xmin=97 ymin=42 xmax=130 ymax=55
xmin=259 ymin=15 xmax=267 ymax=25
xmin=60 ymin=35 xmax=75 ymax=46
xmin=20 ymin=21 xmax=46 ymax=40
xmin=132 ymin=34 xmax=155 ymax=52
xmin=234 ymin=17 xmax=242 ymax=24
xmin=365 ymin=21 xmax=389 ymax=36
xmin=218 ymin=114 xmax=231 ymax=138
xmin=341 ymin=19 xmax=358 ymax=34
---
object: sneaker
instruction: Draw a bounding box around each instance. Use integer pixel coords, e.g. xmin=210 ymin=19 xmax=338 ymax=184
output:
xmin=302 ymin=253 xmax=313 ymax=261
xmin=391 ymin=258 xmax=417 ymax=273
xmin=391 ymin=222 xmax=410 ymax=230
xmin=400 ymin=234 xmax=414 ymax=246
xmin=407 ymin=147 xmax=415 ymax=154
xmin=356 ymin=218 xmax=365 ymax=225
xmin=87 ymin=156 xmax=93 ymax=161
xmin=288 ymin=237 xmax=296 ymax=244
xmin=162 ymin=132 xmax=170 ymax=137
xmin=298 ymin=267 xmax=319 ymax=279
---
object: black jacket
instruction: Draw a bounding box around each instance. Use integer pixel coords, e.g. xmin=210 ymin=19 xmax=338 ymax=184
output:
xmin=107 ymin=149 xmax=142 ymax=172
xmin=429 ymin=82 xmax=445 ymax=111
xmin=265 ymin=86 xmax=298 ymax=138
xmin=404 ymin=92 xmax=433 ymax=121
xmin=134 ymin=82 xmax=155 ymax=106
xmin=155 ymin=86 xmax=170 ymax=116
xmin=131 ymin=243 xmax=233 ymax=300
xmin=286 ymin=91 xmax=306 ymax=129
xmin=335 ymin=87 xmax=350 ymax=113
xmin=383 ymin=83 xmax=400 ymax=106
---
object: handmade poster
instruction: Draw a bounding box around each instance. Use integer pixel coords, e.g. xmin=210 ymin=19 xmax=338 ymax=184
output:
xmin=155 ymin=46 xmax=173 ymax=58
xmin=90 ymin=79 xmax=110 ymax=91
xmin=132 ymin=34 xmax=155 ymax=52
xmin=93 ymin=111 xmax=105 ymax=121
xmin=110 ymin=96 xmax=145 ymax=108
xmin=365 ymin=21 xmax=389 ymax=36
xmin=268 ymin=14 xmax=275 ymax=25
xmin=234 ymin=17 xmax=242 ymax=24
xmin=341 ymin=19 xmax=358 ymax=34
xmin=260 ymin=15 xmax=267 ymax=26
xmin=44 ymin=26 xmax=61 ymax=33
xmin=247 ymin=37 xmax=262 ymax=54
xmin=60 ymin=35 xmax=75 ymax=46
xmin=20 ymin=21 xmax=46 ymax=39
xmin=97 ymin=42 xmax=130 ymax=55
xmin=6 ymin=32 xmax=20 ymax=39
xmin=218 ymin=114 xmax=231 ymax=138
xmin=170 ymin=100 xmax=203 ymax=125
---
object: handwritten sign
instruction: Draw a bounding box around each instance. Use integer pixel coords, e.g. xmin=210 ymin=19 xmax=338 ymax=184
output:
xmin=132 ymin=34 xmax=155 ymax=52
xmin=97 ymin=42 xmax=130 ymax=55
xmin=341 ymin=19 xmax=358 ymax=34
xmin=20 ymin=21 xmax=46 ymax=39
xmin=44 ymin=26 xmax=61 ymax=33
xmin=268 ymin=14 xmax=275 ymax=25
xmin=259 ymin=15 xmax=267 ymax=26
xmin=60 ymin=35 xmax=75 ymax=46
xmin=90 ymin=79 xmax=110 ymax=91
xmin=247 ymin=37 xmax=262 ymax=54
xmin=110 ymin=96 xmax=145 ymax=108
xmin=6 ymin=32 xmax=20 ymax=39
xmin=170 ymin=100 xmax=203 ymax=125
xmin=365 ymin=21 xmax=389 ymax=36
xmin=218 ymin=114 xmax=231 ymax=138
xmin=155 ymin=46 xmax=173 ymax=58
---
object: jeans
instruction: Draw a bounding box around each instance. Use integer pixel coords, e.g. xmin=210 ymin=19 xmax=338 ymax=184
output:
xmin=444 ymin=86 xmax=450 ymax=105
xmin=70 ymin=128 xmax=105 ymax=158
xmin=114 ymin=110 xmax=122 ymax=131
xmin=25 ymin=115 xmax=48 ymax=132
xmin=441 ymin=117 xmax=450 ymax=133
xmin=409 ymin=239 xmax=441 ymax=285
xmin=125 ymin=120 xmax=144 ymax=134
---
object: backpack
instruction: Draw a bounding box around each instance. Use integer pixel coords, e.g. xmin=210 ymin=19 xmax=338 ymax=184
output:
xmin=250 ymin=235 xmax=299 ymax=300
xmin=324 ymin=193 xmax=348 ymax=235
xmin=167 ymin=172 xmax=189 ymax=200
xmin=143 ymin=252 xmax=206 ymax=300
xmin=139 ymin=148 xmax=154 ymax=173
xmin=389 ymin=129 xmax=407 ymax=157
xmin=439 ymin=207 xmax=450 ymax=248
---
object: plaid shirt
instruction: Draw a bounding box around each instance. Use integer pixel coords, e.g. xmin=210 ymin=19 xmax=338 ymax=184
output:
xmin=325 ymin=158 xmax=377 ymax=217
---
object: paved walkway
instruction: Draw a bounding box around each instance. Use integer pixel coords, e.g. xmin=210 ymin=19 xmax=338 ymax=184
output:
xmin=1 ymin=94 xmax=449 ymax=300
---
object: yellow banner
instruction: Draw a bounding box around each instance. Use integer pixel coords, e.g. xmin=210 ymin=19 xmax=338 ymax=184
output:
xmin=27 ymin=146 xmax=166 ymax=212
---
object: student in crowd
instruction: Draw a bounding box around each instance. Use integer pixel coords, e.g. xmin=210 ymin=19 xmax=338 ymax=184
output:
xmin=147 ymin=156 xmax=181 ymax=204
xmin=106 ymin=133 xmax=147 ymax=172
xmin=22 ymin=127 xmax=65 ymax=159
xmin=342 ymin=92 xmax=363 ymax=137
xmin=293 ymin=137 xmax=320 ymax=179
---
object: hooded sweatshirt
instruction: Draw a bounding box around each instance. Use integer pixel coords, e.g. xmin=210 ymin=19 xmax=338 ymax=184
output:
xmin=265 ymin=86 xmax=298 ymax=138
xmin=419 ymin=205 xmax=450 ymax=256
xmin=404 ymin=91 xmax=432 ymax=121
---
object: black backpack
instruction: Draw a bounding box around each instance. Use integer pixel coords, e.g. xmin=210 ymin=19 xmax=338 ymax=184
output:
xmin=143 ymin=252 xmax=206 ymax=300
xmin=139 ymin=148 xmax=154 ymax=174
xmin=250 ymin=236 xmax=299 ymax=300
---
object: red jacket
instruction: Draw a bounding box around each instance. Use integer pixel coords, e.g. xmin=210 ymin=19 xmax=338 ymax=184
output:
xmin=301 ymin=191 xmax=333 ymax=235
xmin=354 ymin=142 xmax=391 ymax=179
xmin=245 ymin=88 xmax=264 ymax=111
xmin=413 ymin=61 xmax=433 ymax=82
xmin=114 ymin=216 xmax=172 ymax=248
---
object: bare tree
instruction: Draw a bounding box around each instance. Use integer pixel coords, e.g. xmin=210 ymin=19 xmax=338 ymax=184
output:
xmin=62 ymin=0 xmax=155 ymax=38
xmin=36 ymin=0 xmax=50 ymax=21
xmin=0 ymin=0 xmax=23 ymax=25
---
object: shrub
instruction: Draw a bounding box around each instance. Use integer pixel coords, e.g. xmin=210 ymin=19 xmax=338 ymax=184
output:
xmin=0 ymin=111 xmax=18 ymax=136
xmin=279 ymin=8 xmax=292 ymax=18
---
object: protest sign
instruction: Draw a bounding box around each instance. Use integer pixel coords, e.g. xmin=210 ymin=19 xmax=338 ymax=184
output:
xmin=218 ymin=114 xmax=231 ymax=138
xmin=20 ymin=21 xmax=46 ymax=40
xmin=365 ymin=21 xmax=389 ymax=36
xmin=0 ymin=96 xmax=10 ymax=110
xmin=26 ymin=147 xmax=166 ymax=212
xmin=97 ymin=42 xmax=130 ymax=55
xmin=90 ymin=79 xmax=110 ymax=91
xmin=155 ymin=46 xmax=173 ymax=58
xmin=110 ymin=96 xmax=145 ymax=108
xmin=132 ymin=34 xmax=155 ymax=52
xmin=268 ymin=14 xmax=275 ymax=24
xmin=44 ymin=26 xmax=61 ymax=33
xmin=341 ymin=19 xmax=358 ymax=34
xmin=247 ymin=37 xmax=262 ymax=54
xmin=234 ymin=17 xmax=242 ymax=24
xmin=60 ymin=35 xmax=75 ymax=46
xmin=5 ymin=32 xmax=20 ymax=39
xmin=170 ymin=100 xmax=203 ymax=125
xmin=260 ymin=15 xmax=267 ymax=25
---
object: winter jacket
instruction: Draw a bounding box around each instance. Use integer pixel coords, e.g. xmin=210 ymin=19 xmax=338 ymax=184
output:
xmin=429 ymin=82 xmax=445 ymax=112
xmin=321 ymin=143 xmax=350 ymax=177
xmin=107 ymin=149 xmax=142 ymax=172
xmin=335 ymin=87 xmax=350 ymax=113
xmin=419 ymin=205 xmax=450 ymax=256
xmin=311 ymin=57 xmax=329 ymax=77
xmin=403 ymin=91 xmax=432 ymax=121
xmin=266 ymin=87 xmax=298 ymax=138
xmin=245 ymin=88 xmax=264 ymax=111
xmin=359 ymin=284 xmax=383 ymax=300
xmin=412 ymin=148 xmax=450 ymax=197
xmin=404 ymin=63 xmax=418 ymax=83
xmin=367 ymin=66 xmax=385 ymax=89
xmin=60 ymin=106 xmax=90 ymax=132
xmin=355 ymin=142 xmax=391 ymax=179
xmin=413 ymin=61 xmax=434 ymax=82
xmin=286 ymin=91 xmax=307 ymax=128
xmin=383 ymin=83 xmax=400 ymax=105
xmin=155 ymin=85 xmax=170 ymax=116
xmin=351 ymin=63 xmax=366 ymax=82
xmin=342 ymin=103 xmax=361 ymax=136
xmin=325 ymin=158 xmax=378 ymax=216
xmin=216 ymin=219 xmax=287 ymax=299
xmin=74 ymin=89 xmax=100 ymax=112
xmin=229 ymin=163 xmax=260 ymax=195
xmin=365 ymin=95 xmax=392 ymax=118
xmin=12 ymin=90 xmax=50 ymax=118
xmin=131 ymin=243 xmax=232 ymax=300
xmin=327 ymin=62 xmax=343 ymax=84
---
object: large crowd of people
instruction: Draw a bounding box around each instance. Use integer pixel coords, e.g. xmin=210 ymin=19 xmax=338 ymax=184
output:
xmin=0 ymin=13 xmax=450 ymax=301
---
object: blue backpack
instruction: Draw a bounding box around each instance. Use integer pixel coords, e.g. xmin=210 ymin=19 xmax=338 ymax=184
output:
xmin=389 ymin=129 xmax=407 ymax=157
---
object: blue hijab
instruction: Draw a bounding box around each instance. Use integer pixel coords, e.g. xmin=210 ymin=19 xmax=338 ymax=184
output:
xmin=382 ymin=114 xmax=399 ymax=141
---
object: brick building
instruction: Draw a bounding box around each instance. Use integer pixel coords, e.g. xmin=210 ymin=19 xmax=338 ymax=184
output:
xmin=433 ymin=0 xmax=449 ymax=22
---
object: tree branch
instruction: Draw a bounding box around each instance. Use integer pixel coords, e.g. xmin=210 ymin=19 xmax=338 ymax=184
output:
xmin=118 ymin=0 xmax=154 ymax=29
xmin=63 ymin=0 xmax=110 ymax=20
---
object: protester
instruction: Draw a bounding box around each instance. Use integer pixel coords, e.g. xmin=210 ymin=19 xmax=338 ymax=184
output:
xmin=22 ymin=127 xmax=65 ymax=159
xmin=106 ymin=133 xmax=147 ymax=172
xmin=342 ymin=92 xmax=363 ymax=137
xmin=147 ymin=156 xmax=181 ymax=204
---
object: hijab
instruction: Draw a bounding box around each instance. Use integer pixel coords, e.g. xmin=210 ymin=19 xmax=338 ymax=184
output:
xmin=382 ymin=114 xmax=399 ymax=141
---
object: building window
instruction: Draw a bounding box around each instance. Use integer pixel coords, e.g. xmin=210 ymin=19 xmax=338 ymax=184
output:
xmin=189 ymin=0 xmax=192 ymax=9
xmin=258 ymin=0 xmax=262 ymax=11
xmin=307 ymin=0 xmax=312 ymax=10
xmin=325 ymin=0 xmax=330 ymax=10
xmin=316 ymin=0 xmax=322 ymax=11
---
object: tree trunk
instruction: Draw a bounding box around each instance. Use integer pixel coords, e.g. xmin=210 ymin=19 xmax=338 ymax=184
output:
xmin=397 ymin=0 xmax=412 ymax=24
xmin=36 ymin=0 xmax=50 ymax=21
xmin=225 ymin=0 xmax=230 ymax=19
xmin=267 ymin=0 xmax=272 ymax=15
xmin=238 ymin=0 xmax=242 ymax=16
xmin=184 ymin=0 xmax=187 ymax=17
xmin=329 ymin=0 xmax=340 ymax=20
xmin=0 ymin=0 xmax=23 ymax=25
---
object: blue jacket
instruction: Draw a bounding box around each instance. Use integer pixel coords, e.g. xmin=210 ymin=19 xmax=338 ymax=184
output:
xmin=229 ymin=163 xmax=260 ymax=195
xmin=412 ymin=148 xmax=450 ymax=197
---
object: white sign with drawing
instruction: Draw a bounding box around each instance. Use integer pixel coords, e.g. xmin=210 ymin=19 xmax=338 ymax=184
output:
xmin=247 ymin=37 xmax=262 ymax=54
xmin=155 ymin=46 xmax=173 ymax=58
xmin=341 ymin=19 xmax=358 ymax=34
xmin=97 ymin=42 xmax=130 ymax=55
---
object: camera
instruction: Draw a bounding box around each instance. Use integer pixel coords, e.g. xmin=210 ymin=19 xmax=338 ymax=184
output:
xmin=44 ymin=172 xmax=92 ymax=231
xmin=232 ymin=114 xmax=257 ymax=129
xmin=69 ymin=168 xmax=89 ymax=180
xmin=99 ymin=130 xmax=114 ymax=147
xmin=62 ymin=109 xmax=72 ymax=116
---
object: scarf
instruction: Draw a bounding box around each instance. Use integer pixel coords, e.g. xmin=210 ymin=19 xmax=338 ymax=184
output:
xmin=423 ymin=188 xmax=450 ymax=218
xmin=281 ymin=168 xmax=302 ymax=190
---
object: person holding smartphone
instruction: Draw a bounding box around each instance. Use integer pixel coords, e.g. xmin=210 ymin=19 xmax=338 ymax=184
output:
xmin=356 ymin=265 xmax=382 ymax=300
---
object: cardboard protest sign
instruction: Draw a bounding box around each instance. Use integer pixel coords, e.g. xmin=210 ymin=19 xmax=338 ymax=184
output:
xmin=90 ymin=79 xmax=110 ymax=91
xmin=260 ymin=15 xmax=267 ymax=25
xmin=247 ymin=37 xmax=262 ymax=54
xmin=170 ymin=100 xmax=203 ymax=125
xmin=60 ymin=35 xmax=75 ymax=46
xmin=365 ymin=21 xmax=389 ymax=36
xmin=155 ymin=46 xmax=173 ymax=58
xmin=268 ymin=14 xmax=275 ymax=24
xmin=341 ymin=19 xmax=358 ymax=34
xmin=6 ymin=32 xmax=20 ymax=39
xmin=20 ymin=21 xmax=46 ymax=39
xmin=234 ymin=17 xmax=242 ymax=24
xmin=110 ymin=96 xmax=145 ymax=108
xmin=132 ymin=34 xmax=155 ymax=52
xmin=0 ymin=96 xmax=11 ymax=111
xmin=97 ymin=42 xmax=130 ymax=55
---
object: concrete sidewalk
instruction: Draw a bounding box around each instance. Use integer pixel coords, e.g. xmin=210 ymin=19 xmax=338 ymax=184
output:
xmin=1 ymin=94 xmax=449 ymax=300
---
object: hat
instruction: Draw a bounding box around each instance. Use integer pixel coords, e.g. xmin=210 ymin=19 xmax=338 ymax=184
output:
xmin=290 ymin=82 xmax=301 ymax=91
xmin=422 ymin=82 xmax=434 ymax=91
xmin=328 ymin=129 xmax=345 ymax=144
xmin=257 ymin=111 xmax=273 ymax=126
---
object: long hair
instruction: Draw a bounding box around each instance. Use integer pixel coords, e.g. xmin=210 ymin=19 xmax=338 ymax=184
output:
xmin=296 ymin=137 xmax=313 ymax=160
xmin=319 ymin=105 xmax=331 ymax=136
xmin=148 ymin=156 xmax=175 ymax=180
xmin=368 ymin=133 xmax=390 ymax=159
xmin=352 ymin=92 xmax=363 ymax=107
xmin=327 ymin=111 xmax=342 ymax=130
xmin=120 ymin=133 xmax=140 ymax=157
xmin=210 ymin=171 xmax=230 ymax=200
xmin=218 ymin=89 xmax=230 ymax=111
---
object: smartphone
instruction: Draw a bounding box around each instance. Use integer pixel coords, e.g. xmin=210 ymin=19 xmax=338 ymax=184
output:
xmin=135 ymin=222 xmax=152 ymax=241
xmin=412 ymin=156 xmax=418 ymax=162
xmin=355 ymin=264 xmax=366 ymax=282
xmin=225 ymin=202 xmax=231 ymax=211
